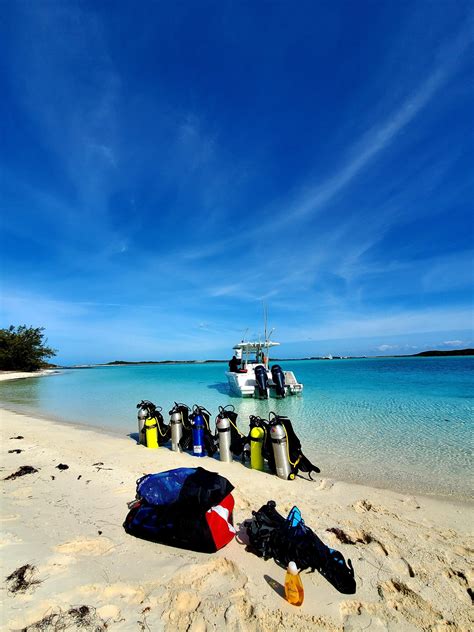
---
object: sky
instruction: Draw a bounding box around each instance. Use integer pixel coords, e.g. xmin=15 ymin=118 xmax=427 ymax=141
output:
xmin=0 ymin=1 xmax=473 ymax=364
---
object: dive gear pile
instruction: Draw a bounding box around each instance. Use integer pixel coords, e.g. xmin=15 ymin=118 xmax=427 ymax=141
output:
xmin=128 ymin=406 xmax=356 ymax=594
xmin=245 ymin=500 xmax=356 ymax=594
xmin=124 ymin=467 xmax=235 ymax=553
xmin=135 ymin=401 xmax=320 ymax=481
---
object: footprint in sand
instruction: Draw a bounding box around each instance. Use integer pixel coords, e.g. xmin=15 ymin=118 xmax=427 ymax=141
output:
xmin=399 ymin=496 xmax=421 ymax=510
xmin=79 ymin=582 xmax=147 ymax=604
xmin=377 ymin=579 xmax=443 ymax=628
xmin=55 ymin=537 xmax=115 ymax=556
xmin=316 ymin=478 xmax=334 ymax=491
xmin=352 ymin=499 xmax=391 ymax=515
xmin=390 ymin=557 xmax=415 ymax=578
xmin=42 ymin=553 xmax=77 ymax=575
xmin=0 ymin=531 xmax=22 ymax=547
xmin=235 ymin=497 xmax=251 ymax=511
xmin=7 ymin=487 xmax=34 ymax=500
xmin=0 ymin=513 xmax=20 ymax=522
xmin=161 ymin=557 xmax=250 ymax=631
xmin=326 ymin=526 xmax=390 ymax=557
xmin=97 ymin=604 xmax=122 ymax=620
xmin=444 ymin=567 xmax=474 ymax=606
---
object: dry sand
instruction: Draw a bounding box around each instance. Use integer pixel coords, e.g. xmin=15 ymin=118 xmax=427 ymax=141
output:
xmin=1 ymin=408 xmax=473 ymax=631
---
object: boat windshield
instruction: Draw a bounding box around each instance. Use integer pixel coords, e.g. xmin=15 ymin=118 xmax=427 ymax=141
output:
xmin=233 ymin=341 xmax=280 ymax=369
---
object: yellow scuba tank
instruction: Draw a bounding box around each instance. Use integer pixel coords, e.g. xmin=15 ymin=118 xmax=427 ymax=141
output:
xmin=145 ymin=417 xmax=159 ymax=449
xmin=250 ymin=426 xmax=265 ymax=471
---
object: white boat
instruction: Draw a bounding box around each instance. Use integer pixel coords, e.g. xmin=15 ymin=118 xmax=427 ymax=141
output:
xmin=225 ymin=340 xmax=303 ymax=398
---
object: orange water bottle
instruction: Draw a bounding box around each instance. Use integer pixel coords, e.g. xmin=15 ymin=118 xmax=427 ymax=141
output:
xmin=284 ymin=561 xmax=304 ymax=606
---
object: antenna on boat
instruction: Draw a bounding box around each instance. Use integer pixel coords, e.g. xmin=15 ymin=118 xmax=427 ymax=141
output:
xmin=241 ymin=328 xmax=248 ymax=342
xmin=263 ymin=303 xmax=268 ymax=342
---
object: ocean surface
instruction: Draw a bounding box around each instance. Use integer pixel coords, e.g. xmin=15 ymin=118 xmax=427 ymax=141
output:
xmin=1 ymin=357 xmax=472 ymax=500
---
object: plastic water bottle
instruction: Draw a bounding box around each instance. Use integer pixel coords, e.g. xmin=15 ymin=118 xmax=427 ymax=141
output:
xmin=284 ymin=561 xmax=304 ymax=606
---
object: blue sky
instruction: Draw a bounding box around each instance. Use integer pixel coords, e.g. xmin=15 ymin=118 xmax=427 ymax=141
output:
xmin=1 ymin=1 xmax=473 ymax=364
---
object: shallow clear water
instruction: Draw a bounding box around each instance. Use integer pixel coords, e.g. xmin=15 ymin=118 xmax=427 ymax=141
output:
xmin=1 ymin=357 xmax=472 ymax=499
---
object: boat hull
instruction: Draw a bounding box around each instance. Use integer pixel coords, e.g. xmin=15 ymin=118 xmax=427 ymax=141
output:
xmin=225 ymin=368 xmax=303 ymax=398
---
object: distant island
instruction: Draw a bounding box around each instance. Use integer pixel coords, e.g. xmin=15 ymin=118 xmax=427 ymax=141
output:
xmin=104 ymin=359 xmax=223 ymax=365
xmin=410 ymin=349 xmax=473 ymax=357
xmin=85 ymin=349 xmax=473 ymax=367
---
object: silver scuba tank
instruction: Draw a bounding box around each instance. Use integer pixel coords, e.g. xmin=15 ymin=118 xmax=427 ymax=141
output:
xmin=137 ymin=406 xmax=148 ymax=446
xmin=170 ymin=410 xmax=183 ymax=452
xmin=270 ymin=422 xmax=291 ymax=479
xmin=216 ymin=414 xmax=233 ymax=462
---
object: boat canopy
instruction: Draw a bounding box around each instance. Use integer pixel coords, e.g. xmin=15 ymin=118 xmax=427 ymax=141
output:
xmin=233 ymin=341 xmax=280 ymax=352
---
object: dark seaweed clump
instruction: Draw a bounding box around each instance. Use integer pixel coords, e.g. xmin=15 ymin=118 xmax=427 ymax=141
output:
xmin=4 ymin=466 xmax=38 ymax=480
xmin=20 ymin=605 xmax=108 ymax=631
xmin=6 ymin=564 xmax=42 ymax=593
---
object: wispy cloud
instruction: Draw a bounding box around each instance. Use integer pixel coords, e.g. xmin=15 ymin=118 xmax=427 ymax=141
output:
xmin=279 ymin=306 xmax=474 ymax=343
xmin=277 ymin=32 xmax=471 ymax=226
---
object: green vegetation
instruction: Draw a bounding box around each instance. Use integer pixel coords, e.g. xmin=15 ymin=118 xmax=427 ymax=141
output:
xmin=0 ymin=325 xmax=57 ymax=371
xmin=412 ymin=349 xmax=474 ymax=357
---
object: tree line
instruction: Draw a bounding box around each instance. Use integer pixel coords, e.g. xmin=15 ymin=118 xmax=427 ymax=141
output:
xmin=0 ymin=325 xmax=57 ymax=371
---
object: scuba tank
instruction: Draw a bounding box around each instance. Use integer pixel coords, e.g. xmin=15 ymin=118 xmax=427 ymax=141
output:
xmin=271 ymin=365 xmax=286 ymax=398
xmin=254 ymin=364 xmax=269 ymax=398
xmin=249 ymin=415 xmax=266 ymax=471
xmin=136 ymin=400 xmax=159 ymax=446
xmin=190 ymin=405 xmax=206 ymax=457
xmin=145 ymin=416 xmax=159 ymax=449
xmin=270 ymin=419 xmax=292 ymax=480
xmin=137 ymin=403 xmax=148 ymax=445
xmin=216 ymin=409 xmax=232 ymax=462
xmin=250 ymin=426 xmax=265 ymax=470
xmin=189 ymin=405 xmax=217 ymax=457
xmin=169 ymin=402 xmax=190 ymax=452
xmin=136 ymin=400 xmax=168 ymax=448
xmin=215 ymin=405 xmax=246 ymax=462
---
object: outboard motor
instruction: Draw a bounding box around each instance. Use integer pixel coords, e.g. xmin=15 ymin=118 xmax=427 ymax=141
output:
xmin=254 ymin=364 xmax=269 ymax=399
xmin=271 ymin=365 xmax=286 ymax=398
xmin=270 ymin=420 xmax=292 ymax=480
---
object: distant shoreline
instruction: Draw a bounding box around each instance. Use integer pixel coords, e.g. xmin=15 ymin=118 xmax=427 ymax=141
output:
xmin=57 ymin=348 xmax=473 ymax=369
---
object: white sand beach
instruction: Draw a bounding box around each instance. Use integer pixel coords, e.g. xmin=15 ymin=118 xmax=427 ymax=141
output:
xmin=1 ymin=408 xmax=473 ymax=631
xmin=0 ymin=370 xmax=57 ymax=382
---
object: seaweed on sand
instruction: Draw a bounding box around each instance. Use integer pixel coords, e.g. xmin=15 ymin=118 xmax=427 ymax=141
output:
xmin=20 ymin=605 xmax=108 ymax=631
xmin=6 ymin=564 xmax=42 ymax=593
xmin=4 ymin=465 xmax=38 ymax=480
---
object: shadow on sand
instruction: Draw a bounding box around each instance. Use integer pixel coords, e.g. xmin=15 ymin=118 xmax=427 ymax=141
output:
xmin=264 ymin=575 xmax=286 ymax=598
xmin=128 ymin=432 xmax=139 ymax=444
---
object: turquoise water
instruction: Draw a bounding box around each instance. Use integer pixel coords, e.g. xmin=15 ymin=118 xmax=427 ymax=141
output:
xmin=1 ymin=357 xmax=472 ymax=499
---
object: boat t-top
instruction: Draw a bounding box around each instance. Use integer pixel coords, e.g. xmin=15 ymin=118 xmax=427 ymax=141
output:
xmin=225 ymin=339 xmax=303 ymax=398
